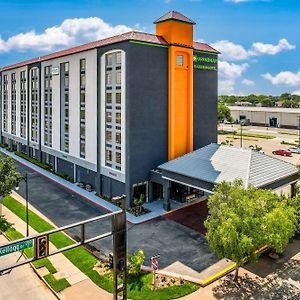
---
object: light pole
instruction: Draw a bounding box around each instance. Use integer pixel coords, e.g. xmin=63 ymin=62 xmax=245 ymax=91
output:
xmin=298 ymin=117 xmax=300 ymax=146
xmin=16 ymin=173 xmax=29 ymax=237
xmin=240 ymin=122 xmax=243 ymax=148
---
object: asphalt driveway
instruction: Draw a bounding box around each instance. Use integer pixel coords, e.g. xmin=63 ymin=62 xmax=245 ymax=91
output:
xmin=8 ymin=157 xmax=218 ymax=272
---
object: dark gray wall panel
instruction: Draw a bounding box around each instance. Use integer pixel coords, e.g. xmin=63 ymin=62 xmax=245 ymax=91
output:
xmin=57 ymin=157 xmax=74 ymax=178
xmin=193 ymin=53 xmax=218 ymax=150
xmin=76 ymin=165 xmax=97 ymax=187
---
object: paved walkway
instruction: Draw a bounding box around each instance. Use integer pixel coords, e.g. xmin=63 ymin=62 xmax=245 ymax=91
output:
xmin=1 ymin=194 xmax=112 ymax=299
xmin=0 ymin=234 xmax=57 ymax=300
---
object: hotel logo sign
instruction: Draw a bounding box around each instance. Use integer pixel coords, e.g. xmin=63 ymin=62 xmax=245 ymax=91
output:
xmin=193 ymin=54 xmax=217 ymax=71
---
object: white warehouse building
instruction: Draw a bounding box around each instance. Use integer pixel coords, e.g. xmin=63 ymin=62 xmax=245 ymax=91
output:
xmin=229 ymin=106 xmax=300 ymax=129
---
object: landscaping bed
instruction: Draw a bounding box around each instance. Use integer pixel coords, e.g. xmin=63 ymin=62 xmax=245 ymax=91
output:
xmin=2 ymin=195 xmax=198 ymax=299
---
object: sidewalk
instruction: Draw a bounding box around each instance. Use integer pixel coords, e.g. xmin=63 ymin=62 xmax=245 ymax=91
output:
xmin=1 ymin=193 xmax=112 ymax=299
xmin=0 ymin=148 xmax=168 ymax=224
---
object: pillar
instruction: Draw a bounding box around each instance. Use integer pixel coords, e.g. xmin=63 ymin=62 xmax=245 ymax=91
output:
xmin=163 ymin=180 xmax=171 ymax=211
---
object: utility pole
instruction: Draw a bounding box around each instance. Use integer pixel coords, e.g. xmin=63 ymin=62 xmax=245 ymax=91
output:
xmin=240 ymin=122 xmax=243 ymax=148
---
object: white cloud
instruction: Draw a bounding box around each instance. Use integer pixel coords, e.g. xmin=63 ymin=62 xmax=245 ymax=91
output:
xmin=242 ymin=79 xmax=255 ymax=86
xmin=219 ymin=79 xmax=235 ymax=94
xmin=0 ymin=17 xmax=133 ymax=53
xmin=250 ymin=39 xmax=295 ymax=56
xmin=218 ymin=61 xmax=248 ymax=79
xmin=262 ymin=70 xmax=300 ymax=86
xmin=292 ymin=90 xmax=300 ymax=96
xmin=211 ymin=40 xmax=249 ymax=61
xmin=218 ymin=61 xmax=248 ymax=94
xmin=212 ymin=39 xmax=295 ymax=61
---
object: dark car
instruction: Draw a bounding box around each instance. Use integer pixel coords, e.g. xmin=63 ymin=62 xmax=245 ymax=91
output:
xmin=272 ymin=149 xmax=292 ymax=157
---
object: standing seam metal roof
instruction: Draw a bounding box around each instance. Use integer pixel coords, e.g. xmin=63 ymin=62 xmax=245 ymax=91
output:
xmin=158 ymin=143 xmax=298 ymax=188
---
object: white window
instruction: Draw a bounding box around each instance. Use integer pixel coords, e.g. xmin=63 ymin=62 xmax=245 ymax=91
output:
xmin=116 ymin=72 xmax=121 ymax=85
xmin=176 ymin=55 xmax=184 ymax=66
xmin=106 ymin=73 xmax=112 ymax=85
xmin=116 ymin=52 xmax=122 ymax=64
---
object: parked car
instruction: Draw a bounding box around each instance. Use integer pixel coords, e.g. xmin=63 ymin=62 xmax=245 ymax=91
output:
xmin=287 ymin=146 xmax=300 ymax=154
xmin=272 ymin=149 xmax=292 ymax=157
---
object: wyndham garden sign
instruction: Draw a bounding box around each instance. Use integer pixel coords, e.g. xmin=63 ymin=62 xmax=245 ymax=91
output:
xmin=193 ymin=54 xmax=218 ymax=71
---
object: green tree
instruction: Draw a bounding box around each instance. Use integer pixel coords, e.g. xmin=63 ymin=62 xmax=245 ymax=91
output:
xmin=128 ymin=249 xmax=145 ymax=276
xmin=205 ymin=180 xmax=297 ymax=282
xmin=0 ymin=156 xmax=21 ymax=198
xmin=218 ymin=103 xmax=233 ymax=123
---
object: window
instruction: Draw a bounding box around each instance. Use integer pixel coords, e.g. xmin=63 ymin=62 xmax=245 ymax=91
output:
xmin=116 ymin=152 xmax=121 ymax=164
xmin=116 ymin=112 xmax=121 ymax=124
xmin=106 ymin=150 xmax=112 ymax=161
xmin=106 ymin=111 xmax=112 ymax=123
xmin=176 ymin=55 xmax=184 ymax=66
xmin=116 ymin=93 xmax=121 ymax=104
xmin=107 ymin=54 xmax=113 ymax=65
xmin=116 ymin=131 xmax=121 ymax=144
xmin=116 ymin=52 xmax=122 ymax=64
xmin=80 ymin=59 xmax=86 ymax=70
xmin=64 ymin=62 xmax=69 ymax=72
xmin=106 ymin=93 xmax=112 ymax=104
xmin=116 ymin=72 xmax=121 ymax=85
xmin=64 ymin=76 xmax=69 ymax=87
xmin=106 ymin=73 xmax=112 ymax=85
xmin=80 ymin=74 xmax=86 ymax=87
xmin=106 ymin=130 xmax=112 ymax=142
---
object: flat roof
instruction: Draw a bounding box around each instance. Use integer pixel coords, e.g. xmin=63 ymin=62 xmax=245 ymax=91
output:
xmin=1 ymin=31 xmax=219 ymax=72
xmin=229 ymin=106 xmax=300 ymax=114
xmin=158 ymin=143 xmax=299 ymax=189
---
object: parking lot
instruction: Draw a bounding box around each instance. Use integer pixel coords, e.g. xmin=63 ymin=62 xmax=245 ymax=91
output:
xmin=218 ymin=124 xmax=300 ymax=166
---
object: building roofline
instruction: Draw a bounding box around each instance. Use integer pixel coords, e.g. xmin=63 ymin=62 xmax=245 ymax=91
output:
xmin=0 ymin=31 xmax=219 ymax=72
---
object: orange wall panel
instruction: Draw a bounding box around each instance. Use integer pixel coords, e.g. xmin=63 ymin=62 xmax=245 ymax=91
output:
xmin=168 ymin=46 xmax=193 ymax=160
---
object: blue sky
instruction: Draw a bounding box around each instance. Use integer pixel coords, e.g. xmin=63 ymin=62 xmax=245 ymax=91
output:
xmin=0 ymin=0 xmax=299 ymax=95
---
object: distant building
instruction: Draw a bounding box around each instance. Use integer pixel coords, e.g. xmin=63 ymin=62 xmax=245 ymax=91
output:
xmin=229 ymin=106 xmax=300 ymax=128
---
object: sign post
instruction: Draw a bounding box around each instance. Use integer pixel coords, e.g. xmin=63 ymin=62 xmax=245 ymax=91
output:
xmin=151 ymin=253 xmax=160 ymax=300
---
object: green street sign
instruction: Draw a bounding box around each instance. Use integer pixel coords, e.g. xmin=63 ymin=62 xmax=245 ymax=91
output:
xmin=0 ymin=240 xmax=33 ymax=257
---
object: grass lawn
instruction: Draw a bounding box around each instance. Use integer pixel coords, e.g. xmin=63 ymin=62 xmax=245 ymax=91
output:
xmin=218 ymin=130 xmax=275 ymax=139
xmin=2 ymin=195 xmax=199 ymax=299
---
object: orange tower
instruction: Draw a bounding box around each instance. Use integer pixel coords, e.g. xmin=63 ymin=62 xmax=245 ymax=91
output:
xmin=155 ymin=11 xmax=195 ymax=160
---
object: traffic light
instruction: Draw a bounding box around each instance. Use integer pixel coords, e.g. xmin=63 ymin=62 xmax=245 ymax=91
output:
xmin=108 ymin=252 xmax=113 ymax=269
xmin=35 ymin=235 xmax=49 ymax=259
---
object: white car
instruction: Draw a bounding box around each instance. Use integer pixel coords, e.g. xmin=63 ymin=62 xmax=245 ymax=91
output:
xmin=287 ymin=146 xmax=300 ymax=154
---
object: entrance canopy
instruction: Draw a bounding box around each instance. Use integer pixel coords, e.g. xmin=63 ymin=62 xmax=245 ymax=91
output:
xmin=157 ymin=143 xmax=299 ymax=194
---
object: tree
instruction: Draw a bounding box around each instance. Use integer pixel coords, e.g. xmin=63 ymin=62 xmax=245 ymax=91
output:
xmin=218 ymin=103 xmax=233 ymax=123
xmin=128 ymin=249 xmax=145 ymax=276
xmin=0 ymin=156 xmax=21 ymax=198
xmin=205 ymin=180 xmax=297 ymax=283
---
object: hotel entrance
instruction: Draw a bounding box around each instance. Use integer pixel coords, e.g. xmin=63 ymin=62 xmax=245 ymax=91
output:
xmin=170 ymin=182 xmax=204 ymax=203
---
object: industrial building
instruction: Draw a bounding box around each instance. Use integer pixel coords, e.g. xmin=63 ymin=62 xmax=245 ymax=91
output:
xmin=229 ymin=106 xmax=300 ymax=129
xmin=0 ymin=11 xmax=220 ymax=207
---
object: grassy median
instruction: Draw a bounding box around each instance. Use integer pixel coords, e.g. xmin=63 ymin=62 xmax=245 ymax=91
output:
xmin=2 ymin=195 xmax=199 ymax=299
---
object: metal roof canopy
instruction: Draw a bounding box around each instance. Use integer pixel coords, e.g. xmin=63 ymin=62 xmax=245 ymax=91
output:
xmin=158 ymin=143 xmax=299 ymax=193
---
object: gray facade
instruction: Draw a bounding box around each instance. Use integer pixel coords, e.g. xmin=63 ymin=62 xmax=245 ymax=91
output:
xmin=193 ymin=51 xmax=218 ymax=149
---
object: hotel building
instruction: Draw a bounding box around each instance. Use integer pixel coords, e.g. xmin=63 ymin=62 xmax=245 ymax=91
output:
xmin=0 ymin=11 xmax=219 ymax=208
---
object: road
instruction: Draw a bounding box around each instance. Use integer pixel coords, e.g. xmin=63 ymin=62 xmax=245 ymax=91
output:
xmin=0 ymin=234 xmax=56 ymax=300
xmin=8 ymin=156 xmax=217 ymax=273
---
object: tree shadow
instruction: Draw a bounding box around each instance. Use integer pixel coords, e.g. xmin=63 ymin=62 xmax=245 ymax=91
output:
xmin=245 ymin=239 xmax=300 ymax=278
xmin=212 ymin=273 xmax=300 ymax=300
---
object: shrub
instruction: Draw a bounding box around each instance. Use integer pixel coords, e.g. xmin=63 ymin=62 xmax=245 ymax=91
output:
xmin=128 ymin=249 xmax=145 ymax=276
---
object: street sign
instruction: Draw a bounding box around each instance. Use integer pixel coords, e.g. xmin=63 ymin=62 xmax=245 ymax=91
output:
xmin=0 ymin=240 xmax=33 ymax=257
xmin=151 ymin=258 xmax=158 ymax=271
